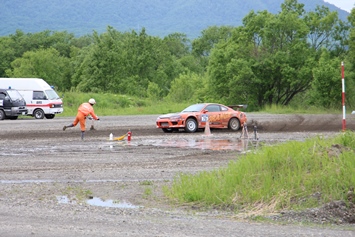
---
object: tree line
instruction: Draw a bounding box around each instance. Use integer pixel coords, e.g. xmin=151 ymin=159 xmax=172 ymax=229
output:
xmin=0 ymin=0 xmax=354 ymax=110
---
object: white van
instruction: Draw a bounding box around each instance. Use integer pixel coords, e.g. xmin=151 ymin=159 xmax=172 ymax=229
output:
xmin=0 ymin=78 xmax=63 ymax=119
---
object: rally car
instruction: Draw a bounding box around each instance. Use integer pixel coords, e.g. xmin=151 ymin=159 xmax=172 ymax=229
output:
xmin=156 ymin=103 xmax=247 ymax=133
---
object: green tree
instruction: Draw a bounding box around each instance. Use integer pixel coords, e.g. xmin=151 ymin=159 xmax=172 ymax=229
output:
xmin=207 ymin=0 xmax=347 ymax=108
xmin=344 ymin=8 xmax=355 ymax=107
xmin=192 ymin=26 xmax=234 ymax=70
xmin=304 ymin=5 xmax=349 ymax=57
xmin=166 ymin=72 xmax=205 ymax=102
xmin=72 ymin=26 xmax=190 ymax=97
xmin=0 ymin=36 xmax=16 ymax=77
xmin=309 ymin=50 xmax=341 ymax=107
xmin=6 ymin=48 xmax=71 ymax=91
xmin=147 ymin=82 xmax=162 ymax=100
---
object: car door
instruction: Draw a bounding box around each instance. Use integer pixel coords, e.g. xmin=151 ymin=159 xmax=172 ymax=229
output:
xmin=219 ymin=105 xmax=231 ymax=127
xmin=205 ymin=104 xmax=222 ymax=127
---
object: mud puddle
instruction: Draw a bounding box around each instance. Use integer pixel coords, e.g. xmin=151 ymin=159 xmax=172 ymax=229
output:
xmin=57 ymin=195 xmax=140 ymax=209
xmin=1 ymin=137 xmax=261 ymax=155
xmin=108 ymin=138 xmax=260 ymax=152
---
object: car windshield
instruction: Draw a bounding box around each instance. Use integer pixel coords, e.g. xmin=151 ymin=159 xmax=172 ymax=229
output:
xmin=45 ymin=90 xmax=60 ymax=100
xmin=181 ymin=104 xmax=205 ymax=112
xmin=7 ymin=90 xmax=23 ymax=101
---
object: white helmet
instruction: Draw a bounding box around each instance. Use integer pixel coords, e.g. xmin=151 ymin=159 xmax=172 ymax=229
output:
xmin=89 ymin=98 xmax=96 ymax=105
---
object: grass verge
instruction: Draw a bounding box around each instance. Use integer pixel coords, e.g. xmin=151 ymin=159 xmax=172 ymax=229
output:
xmin=163 ymin=131 xmax=355 ymax=214
xmin=58 ymin=91 xmax=190 ymax=117
xmin=56 ymin=92 xmax=345 ymax=117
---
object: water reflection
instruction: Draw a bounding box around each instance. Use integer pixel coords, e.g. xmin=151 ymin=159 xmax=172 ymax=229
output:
xmin=87 ymin=197 xmax=139 ymax=208
xmin=57 ymin=195 xmax=140 ymax=209
xmin=153 ymin=138 xmax=258 ymax=151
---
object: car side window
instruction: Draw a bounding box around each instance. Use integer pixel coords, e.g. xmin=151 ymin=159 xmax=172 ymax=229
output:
xmin=0 ymin=93 xmax=5 ymax=100
xmin=205 ymin=105 xmax=220 ymax=112
xmin=221 ymin=106 xmax=228 ymax=111
xmin=33 ymin=91 xmax=47 ymax=100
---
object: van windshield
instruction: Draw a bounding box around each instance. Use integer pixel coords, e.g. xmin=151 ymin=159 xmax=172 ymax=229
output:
xmin=45 ymin=90 xmax=60 ymax=100
xmin=7 ymin=90 xmax=23 ymax=101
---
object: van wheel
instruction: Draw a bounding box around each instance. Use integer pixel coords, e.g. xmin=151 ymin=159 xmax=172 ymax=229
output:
xmin=0 ymin=110 xmax=5 ymax=120
xmin=34 ymin=109 xmax=45 ymax=119
xmin=45 ymin=114 xmax=55 ymax=119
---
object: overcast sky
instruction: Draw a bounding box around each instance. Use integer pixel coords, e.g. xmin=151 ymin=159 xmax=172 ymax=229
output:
xmin=323 ymin=0 xmax=354 ymax=12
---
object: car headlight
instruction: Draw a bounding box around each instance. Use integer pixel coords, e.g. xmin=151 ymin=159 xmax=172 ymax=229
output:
xmin=169 ymin=115 xmax=182 ymax=121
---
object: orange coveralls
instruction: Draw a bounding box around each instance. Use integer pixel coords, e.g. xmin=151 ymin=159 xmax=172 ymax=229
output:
xmin=73 ymin=102 xmax=99 ymax=131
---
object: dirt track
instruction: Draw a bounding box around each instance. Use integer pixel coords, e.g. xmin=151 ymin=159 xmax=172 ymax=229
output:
xmin=0 ymin=114 xmax=355 ymax=237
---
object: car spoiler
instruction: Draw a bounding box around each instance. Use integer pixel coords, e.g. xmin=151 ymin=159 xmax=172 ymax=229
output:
xmin=227 ymin=104 xmax=248 ymax=110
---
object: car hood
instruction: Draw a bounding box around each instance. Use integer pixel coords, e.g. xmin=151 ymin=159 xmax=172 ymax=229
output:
xmin=158 ymin=113 xmax=180 ymax=119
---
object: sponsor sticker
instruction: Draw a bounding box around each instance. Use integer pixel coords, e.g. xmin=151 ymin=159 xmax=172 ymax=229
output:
xmin=201 ymin=114 xmax=208 ymax=122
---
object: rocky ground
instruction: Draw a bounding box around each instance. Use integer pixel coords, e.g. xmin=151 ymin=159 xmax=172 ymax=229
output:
xmin=0 ymin=113 xmax=355 ymax=237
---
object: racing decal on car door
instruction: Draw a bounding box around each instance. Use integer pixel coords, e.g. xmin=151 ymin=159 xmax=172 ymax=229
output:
xmin=208 ymin=113 xmax=230 ymax=123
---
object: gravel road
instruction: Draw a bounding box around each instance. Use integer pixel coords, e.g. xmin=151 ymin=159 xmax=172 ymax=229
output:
xmin=0 ymin=114 xmax=354 ymax=237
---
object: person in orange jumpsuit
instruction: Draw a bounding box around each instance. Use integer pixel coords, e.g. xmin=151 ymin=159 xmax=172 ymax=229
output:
xmin=63 ymin=98 xmax=100 ymax=140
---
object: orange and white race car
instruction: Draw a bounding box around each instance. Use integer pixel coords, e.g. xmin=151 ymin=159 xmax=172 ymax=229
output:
xmin=156 ymin=103 xmax=247 ymax=133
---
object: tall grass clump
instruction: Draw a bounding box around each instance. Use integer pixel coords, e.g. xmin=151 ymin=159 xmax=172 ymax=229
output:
xmin=164 ymin=132 xmax=355 ymax=213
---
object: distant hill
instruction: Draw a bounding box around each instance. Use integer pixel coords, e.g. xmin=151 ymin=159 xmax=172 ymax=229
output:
xmin=1 ymin=0 xmax=350 ymax=39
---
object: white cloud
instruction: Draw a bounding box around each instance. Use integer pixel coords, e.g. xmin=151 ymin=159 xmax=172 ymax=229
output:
xmin=323 ymin=0 xmax=354 ymax=12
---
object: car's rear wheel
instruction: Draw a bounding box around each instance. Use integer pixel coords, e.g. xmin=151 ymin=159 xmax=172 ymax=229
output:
xmin=228 ymin=117 xmax=240 ymax=131
xmin=185 ymin=118 xmax=198 ymax=133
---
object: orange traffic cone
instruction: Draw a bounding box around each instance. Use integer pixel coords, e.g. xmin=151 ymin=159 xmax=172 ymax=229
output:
xmin=204 ymin=120 xmax=211 ymax=136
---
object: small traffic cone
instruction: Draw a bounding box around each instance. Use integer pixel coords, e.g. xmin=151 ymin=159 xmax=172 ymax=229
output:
xmin=204 ymin=121 xmax=211 ymax=136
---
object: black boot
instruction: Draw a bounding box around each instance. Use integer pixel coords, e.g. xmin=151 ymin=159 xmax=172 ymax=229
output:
xmin=63 ymin=123 xmax=74 ymax=131
xmin=81 ymin=131 xmax=85 ymax=140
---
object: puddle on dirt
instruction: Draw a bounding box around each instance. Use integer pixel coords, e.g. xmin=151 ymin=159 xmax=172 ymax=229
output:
xmin=57 ymin=195 xmax=140 ymax=209
xmin=152 ymin=138 xmax=259 ymax=152
xmin=87 ymin=197 xmax=139 ymax=208
xmin=106 ymin=138 xmax=260 ymax=152
xmin=1 ymin=178 xmax=166 ymax=184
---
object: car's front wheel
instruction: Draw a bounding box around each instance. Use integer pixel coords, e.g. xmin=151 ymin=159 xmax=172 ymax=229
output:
xmin=0 ymin=110 xmax=5 ymax=120
xmin=34 ymin=109 xmax=45 ymax=119
xmin=228 ymin=117 xmax=240 ymax=131
xmin=185 ymin=118 xmax=198 ymax=133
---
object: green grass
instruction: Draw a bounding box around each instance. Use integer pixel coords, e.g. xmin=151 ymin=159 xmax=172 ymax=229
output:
xmin=258 ymin=104 xmax=341 ymax=114
xmin=57 ymin=91 xmax=345 ymax=117
xmin=58 ymin=91 xmax=190 ymax=117
xmin=62 ymin=186 xmax=93 ymax=202
xmin=53 ymin=91 xmax=350 ymax=117
xmin=163 ymin=131 xmax=355 ymax=214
